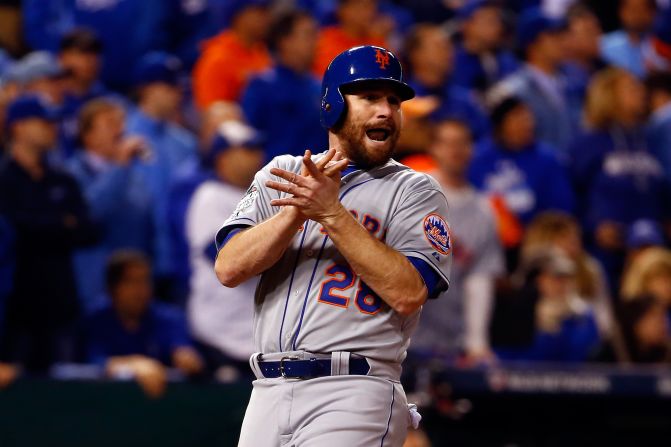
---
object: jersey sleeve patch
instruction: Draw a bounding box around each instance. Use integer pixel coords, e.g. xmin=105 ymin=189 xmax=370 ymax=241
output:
xmin=232 ymin=184 xmax=258 ymax=218
xmin=423 ymin=213 xmax=452 ymax=255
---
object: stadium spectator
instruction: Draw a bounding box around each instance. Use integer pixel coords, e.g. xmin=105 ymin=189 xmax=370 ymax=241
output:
xmin=66 ymin=99 xmax=154 ymax=313
xmin=0 ymin=95 xmax=97 ymax=371
xmin=495 ymin=248 xmax=600 ymax=362
xmin=562 ymin=4 xmax=607 ymax=109
xmin=621 ymin=247 xmax=671 ymax=309
xmin=594 ymin=295 xmax=671 ymax=364
xmin=82 ymin=251 xmax=203 ymax=396
xmin=410 ymin=118 xmax=504 ymax=363
xmin=451 ymin=0 xmax=519 ymax=98
xmin=469 ymin=97 xmax=574 ymax=229
xmin=166 ymin=104 xmax=246 ymax=302
xmin=187 ymin=122 xmax=264 ymax=377
xmin=646 ymin=72 xmax=671 ymax=180
xmin=569 ymin=68 xmax=669 ymax=287
xmin=126 ymin=52 xmax=198 ymax=297
xmin=58 ymin=28 xmax=111 ymax=157
xmin=192 ymin=0 xmax=272 ymax=107
xmin=312 ymin=0 xmax=388 ymax=76
xmin=402 ymin=24 xmax=489 ymax=143
xmin=19 ymin=51 xmax=69 ymax=108
xmin=241 ymin=10 xmax=327 ymax=161
xmin=490 ymin=8 xmax=577 ymax=154
xmin=198 ymin=101 xmax=244 ymax=154
xmin=520 ymin=212 xmax=618 ymax=345
xmin=600 ymin=0 xmax=657 ymax=78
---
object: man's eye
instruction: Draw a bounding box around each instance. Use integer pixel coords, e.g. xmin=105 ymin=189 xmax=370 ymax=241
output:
xmin=364 ymin=95 xmax=378 ymax=101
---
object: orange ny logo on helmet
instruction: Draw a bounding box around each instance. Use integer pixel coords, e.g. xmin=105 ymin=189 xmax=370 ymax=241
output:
xmin=374 ymin=49 xmax=390 ymax=69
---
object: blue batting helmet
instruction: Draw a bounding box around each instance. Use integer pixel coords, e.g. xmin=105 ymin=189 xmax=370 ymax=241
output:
xmin=320 ymin=45 xmax=415 ymax=129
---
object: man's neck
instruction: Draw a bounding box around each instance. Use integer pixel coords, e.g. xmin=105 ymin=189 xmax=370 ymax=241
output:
xmin=11 ymin=143 xmax=44 ymax=179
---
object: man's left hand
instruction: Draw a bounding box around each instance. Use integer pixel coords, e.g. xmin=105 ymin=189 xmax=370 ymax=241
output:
xmin=266 ymin=151 xmax=348 ymax=222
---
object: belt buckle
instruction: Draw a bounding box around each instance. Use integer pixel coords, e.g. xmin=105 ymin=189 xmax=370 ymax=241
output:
xmin=279 ymin=356 xmax=299 ymax=378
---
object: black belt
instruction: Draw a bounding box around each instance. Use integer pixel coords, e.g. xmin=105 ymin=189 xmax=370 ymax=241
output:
xmin=258 ymin=357 xmax=370 ymax=379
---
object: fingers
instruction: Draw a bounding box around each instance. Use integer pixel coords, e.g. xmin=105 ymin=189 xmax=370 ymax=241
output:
xmin=265 ymin=180 xmax=303 ymax=195
xmin=269 ymin=167 xmax=308 ymax=186
xmin=303 ymin=154 xmax=323 ymax=179
xmin=323 ymin=158 xmax=349 ymax=177
xmin=314 ymin=148 xmax=336 ymax=170
xmin=270 ymin=198 xmax=307 ymax=207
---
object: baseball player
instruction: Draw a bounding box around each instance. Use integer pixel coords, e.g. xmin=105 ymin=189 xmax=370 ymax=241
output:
xmin=215 ymin=45 xmax=451 ymax=446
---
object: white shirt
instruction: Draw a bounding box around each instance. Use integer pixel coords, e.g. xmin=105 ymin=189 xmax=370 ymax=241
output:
xmin=186 ymin=180 xmax=257 ymax=361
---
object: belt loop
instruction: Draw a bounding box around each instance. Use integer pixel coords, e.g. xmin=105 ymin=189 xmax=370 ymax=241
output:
xmin=249 ymin=352 xmax=264 ymax=379
xmin=330 ymin=351 xmax=350 ymax=375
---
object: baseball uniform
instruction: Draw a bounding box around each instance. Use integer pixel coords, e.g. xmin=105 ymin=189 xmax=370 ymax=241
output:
xmin=216 ymin=153 xmax=451 ymax=446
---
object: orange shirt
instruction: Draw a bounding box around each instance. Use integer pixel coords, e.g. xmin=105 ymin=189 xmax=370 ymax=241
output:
xmin=313 ymin=26 xmax=387 ymax=78
xmin=192 ymin=31 xmax=271 ymax=109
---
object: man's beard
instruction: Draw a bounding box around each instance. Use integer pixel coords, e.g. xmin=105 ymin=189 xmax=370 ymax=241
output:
xmin=336 ymin=117 xmax=400 ymax=169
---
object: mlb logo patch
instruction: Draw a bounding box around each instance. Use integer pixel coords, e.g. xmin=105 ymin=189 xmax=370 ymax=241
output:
xmin=423 ymin=214 xmax=451 ymax=255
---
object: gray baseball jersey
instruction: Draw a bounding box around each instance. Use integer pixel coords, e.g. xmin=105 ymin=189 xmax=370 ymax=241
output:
xmin=217 ymin=153 xmax=452 ymax=365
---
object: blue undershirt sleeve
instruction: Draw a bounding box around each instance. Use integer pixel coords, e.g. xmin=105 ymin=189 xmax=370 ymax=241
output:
xmin=407 ymin=256 xmax=447 ymax=300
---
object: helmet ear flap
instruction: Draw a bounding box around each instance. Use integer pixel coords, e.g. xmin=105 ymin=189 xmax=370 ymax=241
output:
xmin=320 ymin=85 xmax=346 ymax=129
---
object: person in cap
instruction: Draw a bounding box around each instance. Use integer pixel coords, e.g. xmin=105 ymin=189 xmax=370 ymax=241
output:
xmin=186 ymin=121 xmax=265 ymax=378
xmin=451 ymin=0 xmax=519 ymax=97
xmin=0 ymin=95 xmax=97 ymax=372
xmin=19 ymin=51 xmax=69 ymax=107
xmin=241 ymin=10 xmax=327 ymax=162
xmin=600 ymin=0 xmax=657 ymax=78
xmin=192 ymin=0 xmax=272 ymax=107
xmin=66 ymin=97 xmax=154 ymax=313
xmin=215 ymin=45 xmax=450 ymax=445
xmin=490 ymin=8 xmax=577 ymax=154
xmin=126 ymin=51 xmax=197 ymax=300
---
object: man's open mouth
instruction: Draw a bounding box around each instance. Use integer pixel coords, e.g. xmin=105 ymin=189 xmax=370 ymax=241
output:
xmin=365 ymin=128 xmax=391 ymax=142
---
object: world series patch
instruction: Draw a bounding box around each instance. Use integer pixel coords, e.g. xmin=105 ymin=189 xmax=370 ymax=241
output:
xmin=423 ymin=213 xmax=451 ymax=255
xmin=233 ymin=184 xmax=258 ymax=217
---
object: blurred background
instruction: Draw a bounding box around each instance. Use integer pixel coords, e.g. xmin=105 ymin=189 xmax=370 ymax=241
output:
xmin=1 ymin=0 xmax=671 ymax=445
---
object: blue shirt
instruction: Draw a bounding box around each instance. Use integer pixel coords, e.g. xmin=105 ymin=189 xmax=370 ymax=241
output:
xmin=66 ymin=152 xmax=155 ymax=311
xmin=647 ymin=103 xmax=671 ymax=181
xmin=496 ymin=311 xmax=600 ymax=363
xmin=126 ymin=110 xmax=198 ymax=276
xmin=569 ymin=128 xmax=670 ymax=232
xmin=242 ymin=65 xmax=328 ymax=161
xmin=451 ymin=44 xmax=519 ymax=94
xmin=82 ymin=302 xmax=192 ymax=366
xmin=469 ymin=139 xmax=575 ymax=224
xmin=600 ymin=30 xmax=646 ymax=78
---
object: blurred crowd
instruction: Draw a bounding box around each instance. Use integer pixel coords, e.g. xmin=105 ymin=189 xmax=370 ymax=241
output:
xmin=1 ymin=0 xmax=671 ymax=394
